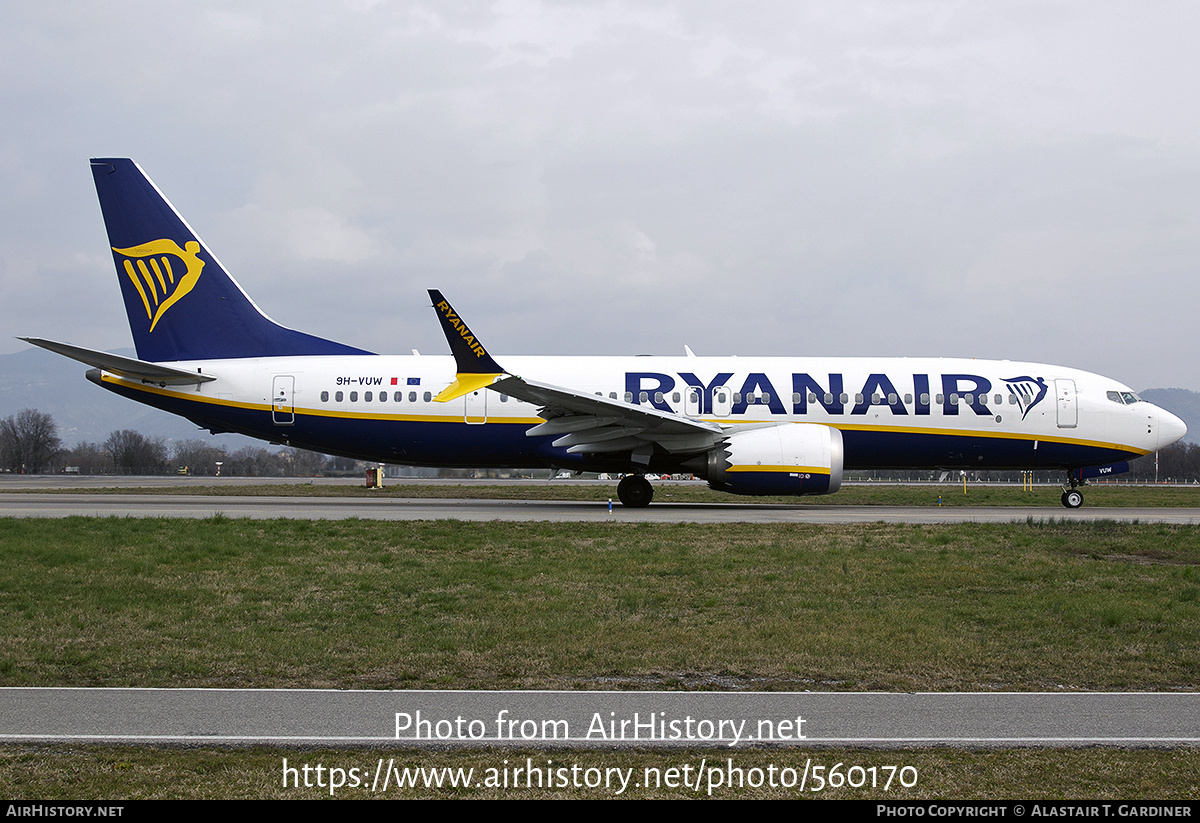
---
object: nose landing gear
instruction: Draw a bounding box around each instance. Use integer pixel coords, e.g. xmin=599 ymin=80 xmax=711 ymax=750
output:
xmin=1060 ymin=474 xmax=1084 ymax=509
xmin=1061 ymin=488 xmax=1084 ymax=508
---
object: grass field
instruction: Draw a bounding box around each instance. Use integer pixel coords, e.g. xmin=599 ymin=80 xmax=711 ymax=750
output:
xmin=3 ymin=518 xmax=1198 ymax=691
xmin=3 ymin=516 xmax=1197 ymax=799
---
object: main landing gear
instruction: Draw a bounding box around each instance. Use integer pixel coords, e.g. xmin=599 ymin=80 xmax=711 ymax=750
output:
xmin=1060 ymin=475 xmax=1084 ymax=509
xmin=617 ymin=474 xmax=654 ymax=508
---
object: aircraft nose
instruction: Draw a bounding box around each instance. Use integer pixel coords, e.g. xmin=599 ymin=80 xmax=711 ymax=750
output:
xmin=1157 ymin=407 xmax=1187 ymax=449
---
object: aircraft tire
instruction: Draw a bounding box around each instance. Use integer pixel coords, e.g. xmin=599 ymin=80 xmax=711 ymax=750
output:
xmin=1061 ymin=489 xmax=1084 ymax=509
xmin=618 ymin=475 xmax=654 ymax=508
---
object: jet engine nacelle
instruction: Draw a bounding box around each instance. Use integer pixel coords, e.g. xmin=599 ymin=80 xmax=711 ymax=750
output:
xmin=704 ymin=423 xmax=844 ymax=496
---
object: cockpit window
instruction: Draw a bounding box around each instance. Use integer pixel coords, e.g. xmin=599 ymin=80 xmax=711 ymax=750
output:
xmin=1107 ymin=390 xmax=1142 ymax=405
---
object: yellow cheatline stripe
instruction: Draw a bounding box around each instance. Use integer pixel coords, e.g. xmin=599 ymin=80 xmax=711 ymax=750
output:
xmin=702 ymin=417 xmax=1149 ymax=456
xmin=103 ymin=374 xmax=272 ymax=411
xmin=725 ymin=465 xmax=831 ymax=475
xmin=829 ymin=421 xmax=1152 ymax=455
xmin=434 ymin=372 xmax=503 ymax=403
xmin=297 ymin=406 xmax=540 ymax=424
xmin=100 ymin=374 xmax=542 ymax=425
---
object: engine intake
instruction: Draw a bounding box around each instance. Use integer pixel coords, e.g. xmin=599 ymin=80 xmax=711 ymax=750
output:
xmin=704 ymin=423 xmax=844 ymax=496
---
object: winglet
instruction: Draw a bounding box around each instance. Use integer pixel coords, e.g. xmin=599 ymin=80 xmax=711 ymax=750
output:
xmin=427 ymin=290 xmax=506 ymax=402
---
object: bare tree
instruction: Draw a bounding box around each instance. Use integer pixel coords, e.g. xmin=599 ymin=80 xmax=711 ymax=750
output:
xmin=0 ymin=409 xmax=62 ymax=473
xmin=104 ymin=429 xmax=167 ymax=475
xmin=62 ymin=441 xmax=113 ymax=474
xmin=224 ymin=446 xmax=284 ymax=476
xmin=283 ymin=446 xmax=327 ymax=476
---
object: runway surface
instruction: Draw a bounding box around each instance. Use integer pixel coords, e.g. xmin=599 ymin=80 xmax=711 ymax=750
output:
xmin=2 ymin=491 xmax=1199 ymax=523
xmin=3 ymin=689 xmax=1197 ymax=748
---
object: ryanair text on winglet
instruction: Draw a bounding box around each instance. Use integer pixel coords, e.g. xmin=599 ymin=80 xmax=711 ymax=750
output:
xmin=434 ymin=299 xmax=491 ymax=359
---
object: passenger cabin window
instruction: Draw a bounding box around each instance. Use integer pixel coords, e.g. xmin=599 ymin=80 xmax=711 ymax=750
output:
xmin=423 ymin=392 xmax=431 ymax=402
xmin=409 ymin=391 xmax=417 ymax=402
xmin=365 ymin=391 xmax=372 ymax=402
xmin=335 ymin=391 xmax=344 ymax=402
xmin=321 ymin=391 xmax=329 ymax=402
xmin=394 ymin=391 xmax=402 ymax=402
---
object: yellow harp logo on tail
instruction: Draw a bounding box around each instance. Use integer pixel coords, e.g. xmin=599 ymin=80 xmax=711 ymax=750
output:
xmin=112 ymin=239 xmax=205 ymax=332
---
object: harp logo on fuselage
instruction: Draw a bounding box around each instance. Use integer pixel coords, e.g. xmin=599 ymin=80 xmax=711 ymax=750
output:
xmin=1002 ymin=376 xmax=1049 ymax=421
xmin=112 ymin=238 xmax=205 ymax=332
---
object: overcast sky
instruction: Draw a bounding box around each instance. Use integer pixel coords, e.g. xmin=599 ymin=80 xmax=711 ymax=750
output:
xmin=2 ymin=1 xmax=1198 ymax=390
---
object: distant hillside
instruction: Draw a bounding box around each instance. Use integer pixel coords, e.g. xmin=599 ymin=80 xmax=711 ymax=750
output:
xmin=1139 ymin=388 xmax=1200 ymax=444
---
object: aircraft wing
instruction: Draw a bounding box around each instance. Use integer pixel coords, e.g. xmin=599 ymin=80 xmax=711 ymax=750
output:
xmin=19 ymin=337 xmax=216 ymax=385
xmin=426 ymin=290 xmax=722 ymax=457
xmin=493 ymin=374 xmax=723 ymax=455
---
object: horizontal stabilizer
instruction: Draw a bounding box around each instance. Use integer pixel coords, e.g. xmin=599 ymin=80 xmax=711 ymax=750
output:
xmin=19 ymin=337 xmax=216 ymax=385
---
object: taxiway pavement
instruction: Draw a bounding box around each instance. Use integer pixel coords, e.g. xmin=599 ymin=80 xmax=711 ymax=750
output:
xmin=2 ymin=492 xmax=1199 ymax=523
xmin=4 ymin=689 xmax=1197 ymax=748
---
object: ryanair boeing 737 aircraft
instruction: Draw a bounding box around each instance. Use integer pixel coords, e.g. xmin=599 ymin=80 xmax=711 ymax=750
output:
xmin=23 ymin=159 xmax=1187 ymax=507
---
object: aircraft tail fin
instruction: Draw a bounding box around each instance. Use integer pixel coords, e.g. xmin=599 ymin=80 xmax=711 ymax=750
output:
xmin=89 ymin=158 xmax=373 ymax=362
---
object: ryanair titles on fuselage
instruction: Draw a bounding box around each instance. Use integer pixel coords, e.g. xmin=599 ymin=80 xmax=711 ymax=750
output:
xmin=625 ymin=370 xmax=1041 ymax=417
xmin=327 ymin=370 xmax=1050 ymax=419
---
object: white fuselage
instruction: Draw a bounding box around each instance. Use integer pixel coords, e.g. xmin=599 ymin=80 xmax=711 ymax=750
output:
xmin=93 ymin=353 xmax=1183 ymax=473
